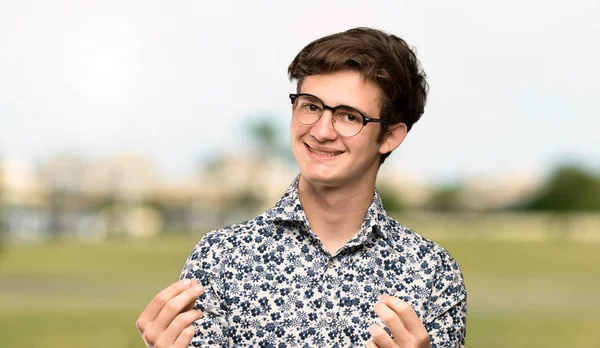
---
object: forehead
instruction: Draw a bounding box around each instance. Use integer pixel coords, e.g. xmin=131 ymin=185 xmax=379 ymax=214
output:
xmin=299 ymin=70 xmax=382 ymax=117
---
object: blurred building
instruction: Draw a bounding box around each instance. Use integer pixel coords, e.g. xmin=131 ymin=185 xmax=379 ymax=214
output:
xmin=39 ymin=153 xmax=94 ymax=240
xmin=197 ymin=154 xmax=297 ymax=220
xmin=0 ymin=149 xmax=559 ymax=244
xmin=0 ymin=150 xmax=300 ymax=244
xmin=80 ymin=152 xmax=162 ymax=239
xmin=460 ymin=170 xmax=542 ymax=211
xmin=0 ymin=152 xmax=166 ymax=243
xmin=377 ymin=166 xmax=433 ymax=209
xmin=377 ymin=162 xmax=543 ymax=212
xmin=0 ymin=156 xmax=49 ymax=243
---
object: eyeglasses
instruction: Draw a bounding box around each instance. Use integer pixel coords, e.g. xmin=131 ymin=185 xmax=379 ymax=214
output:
xmin=289 ymin=93 xmax=387 ymax=137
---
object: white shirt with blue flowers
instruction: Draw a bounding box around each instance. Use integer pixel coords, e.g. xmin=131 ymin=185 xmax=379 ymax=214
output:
xmin=180 ymin=178 xmax=467 ymax=347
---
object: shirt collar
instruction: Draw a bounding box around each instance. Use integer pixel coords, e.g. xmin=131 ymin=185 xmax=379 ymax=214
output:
xmin=360 ymin=189 xmax=391 ymax=240
xmin=264 ymin=176 xmax=391 ymax=240
xmin=264 ymin=176 xmax=309 ymax=225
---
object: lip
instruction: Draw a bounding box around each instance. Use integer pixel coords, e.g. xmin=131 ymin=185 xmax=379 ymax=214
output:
xmin=304 ymin=143 xmax=345 ymax=158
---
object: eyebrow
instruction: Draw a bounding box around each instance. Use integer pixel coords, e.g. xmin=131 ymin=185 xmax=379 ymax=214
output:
xmin=303 ymin=93 xmax=377 ymax=119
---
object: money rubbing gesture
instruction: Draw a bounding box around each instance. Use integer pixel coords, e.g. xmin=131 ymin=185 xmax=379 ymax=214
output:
xmin=367 ymin=294 xmax=431 ymax=348
xmin=136 ymin=279 xmax=205 ymax=348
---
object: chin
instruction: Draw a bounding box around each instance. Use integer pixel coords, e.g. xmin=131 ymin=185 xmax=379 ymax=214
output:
xmin=299 ymin=168 xmax=345 ymax=188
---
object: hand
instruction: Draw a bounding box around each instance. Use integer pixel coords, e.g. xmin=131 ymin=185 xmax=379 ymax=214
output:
xmin=367 ymin=294 xmax=431 ymax=348
xmin=136 ymin=279 xmax=205 ymax=348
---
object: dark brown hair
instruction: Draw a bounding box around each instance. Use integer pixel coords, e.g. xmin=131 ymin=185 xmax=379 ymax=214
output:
xmin=288 ymin=27 xmax=428 ymax=164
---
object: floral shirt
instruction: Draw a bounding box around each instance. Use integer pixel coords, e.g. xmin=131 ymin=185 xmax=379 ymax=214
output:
xmin=180 ymin=178 xmax=467 ymax=347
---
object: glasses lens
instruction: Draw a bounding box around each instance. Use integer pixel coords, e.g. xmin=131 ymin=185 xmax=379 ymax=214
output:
xmin=293 ymin=95 xmax=323 ymax=125
xmin=332 ymin=107 xmax=364 ymax=137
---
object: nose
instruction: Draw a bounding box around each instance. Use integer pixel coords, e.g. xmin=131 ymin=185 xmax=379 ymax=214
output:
xmin=310 ymin=110 xmax=338 ymax=142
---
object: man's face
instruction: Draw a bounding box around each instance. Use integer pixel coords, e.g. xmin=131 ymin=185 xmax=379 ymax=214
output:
xmin=290 ymin=70 xmax=387 ymax=188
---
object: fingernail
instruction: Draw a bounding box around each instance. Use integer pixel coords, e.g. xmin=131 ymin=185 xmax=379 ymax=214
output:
xmin=194 ymin=284 xmax=204 ymax=292
xmin=380 ymin=293 xmax=389 ymax=303
xmin=183 ymin=279 xmax=192 ymax=286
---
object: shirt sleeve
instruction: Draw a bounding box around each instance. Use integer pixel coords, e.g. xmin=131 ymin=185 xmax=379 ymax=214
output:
xmin=179 ymin=231 xmax=230 ymax=347
xmin=424 ymin=246 xmax=468 ymax=348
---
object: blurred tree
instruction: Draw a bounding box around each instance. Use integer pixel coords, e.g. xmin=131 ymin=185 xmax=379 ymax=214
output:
xmin=246 ymin=116 xmax=295 ymax=165
xmin=376 ymin=184 xmax=404 ymax=212
xmin=523 ymin=164 xmax=600 ymax=211
xmin=231 ymin=190 xmax=263 ymax=213
xmin=426 ymin=184 xmax=463 ymax=212
xmin=522 ymin=164 xmax=600 ymax=240
xmin=249 ymin=120 xmax=278 ymax=154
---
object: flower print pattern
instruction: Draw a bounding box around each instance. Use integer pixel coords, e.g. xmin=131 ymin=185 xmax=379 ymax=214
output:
xmin=180 ymin=177 xmax=467 ymax=347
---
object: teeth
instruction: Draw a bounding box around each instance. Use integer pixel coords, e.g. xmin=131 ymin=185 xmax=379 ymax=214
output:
xmin=308 ymin=146 xmax=342 ymax=156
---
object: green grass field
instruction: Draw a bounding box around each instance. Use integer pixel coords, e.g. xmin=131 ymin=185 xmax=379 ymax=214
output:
xmin=1 ymin=233 xmax=599 ymax=347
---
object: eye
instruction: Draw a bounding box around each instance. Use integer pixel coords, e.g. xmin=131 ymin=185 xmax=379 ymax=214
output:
xmin=340 ymin=112 xmax=362 ymax=123
xmin=301 ymin=103 xmax=321 ymax=113
xmin=345 ymin=114 xmax=357 ymax=122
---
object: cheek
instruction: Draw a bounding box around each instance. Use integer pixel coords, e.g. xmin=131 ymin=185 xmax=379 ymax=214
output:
xmin=290 ymin=121 xmax=310 ymax=139
xmin=348 ymin=136 xmax=381 ymax=159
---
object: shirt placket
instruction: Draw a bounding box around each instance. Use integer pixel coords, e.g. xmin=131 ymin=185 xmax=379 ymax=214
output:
xmin=318 ymin=253 xmax=342 ymax=339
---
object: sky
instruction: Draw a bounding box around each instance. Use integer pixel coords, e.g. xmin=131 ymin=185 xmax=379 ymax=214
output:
xmin=1 ymin=0 xmax=599 ymax=183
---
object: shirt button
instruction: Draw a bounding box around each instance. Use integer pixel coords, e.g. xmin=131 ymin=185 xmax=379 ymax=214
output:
xmin=325 ymin=316 xmax=334 ymax=324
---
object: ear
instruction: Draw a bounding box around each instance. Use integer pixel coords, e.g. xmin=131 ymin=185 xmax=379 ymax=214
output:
xmin=378 ymin=123 xmax=408 ymax=155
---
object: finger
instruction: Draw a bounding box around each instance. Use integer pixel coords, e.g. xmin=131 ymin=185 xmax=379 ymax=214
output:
xmin=136 ymin=279 xmax=195 ymax=331
xmin=153 ymin=283 xmax=205 ymax=331
xmin=381 ymin=294 xmax=429 ymax=341
xmin=366 ymin=338 xmax=382 ymax=348
xmin=164 ymin=310 xmax=203 ymax=342
xmin=183 ymin=298 xmax=196 ymax=312
xmin=174 ymin=324 xmax=197 ymax=348
xmin=374 ymin=301 xmax=410 ymax=342
xmin=368 ymin=323 xmax=396 ymax=348
xmin=158 ymin=310 xmax=203 ymax=348
xmin=366 ymin=341 xmax=380 ymax=348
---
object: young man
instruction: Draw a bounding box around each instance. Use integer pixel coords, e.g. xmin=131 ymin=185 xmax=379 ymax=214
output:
xmin=136 ymin=27 xmax=467 ymax=347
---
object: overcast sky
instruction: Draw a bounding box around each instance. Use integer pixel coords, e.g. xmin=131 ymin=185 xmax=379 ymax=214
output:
xmin=1 ymin=0 xmax=598 ymax=183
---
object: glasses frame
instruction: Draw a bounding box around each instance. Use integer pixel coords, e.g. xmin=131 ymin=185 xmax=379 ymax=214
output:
xmin=289 ymin=93 xmax=388 ymax=137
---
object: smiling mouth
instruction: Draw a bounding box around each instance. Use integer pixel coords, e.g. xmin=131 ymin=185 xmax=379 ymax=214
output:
xmin=305 ymin=144 xmax=344 ymax=157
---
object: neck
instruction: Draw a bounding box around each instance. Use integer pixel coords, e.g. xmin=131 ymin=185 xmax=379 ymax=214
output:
xmin=298 ymin=176 xmax=376 ymax=254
